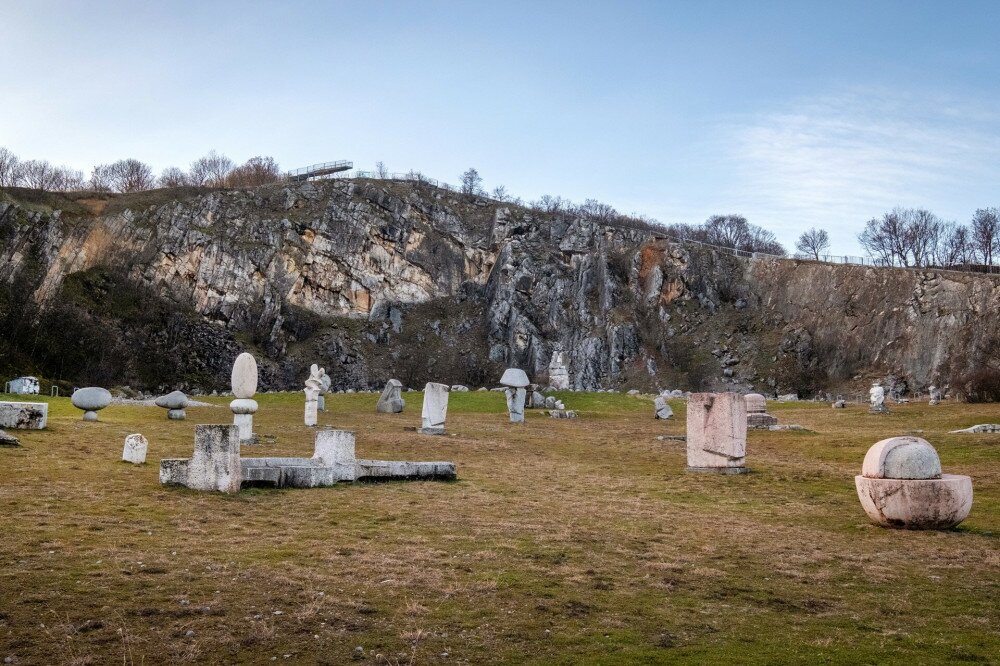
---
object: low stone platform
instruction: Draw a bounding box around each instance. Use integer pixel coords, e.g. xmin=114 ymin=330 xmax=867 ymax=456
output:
xmin=161 ymin=425 xmax=456 ymax=493
xmin=0 ymin=401 xmax=48 ymax=429
xmin=686 ymin=466 xmax=750 ymax=474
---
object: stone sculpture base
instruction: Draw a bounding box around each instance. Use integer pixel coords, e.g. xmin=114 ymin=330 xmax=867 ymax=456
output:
xmin=83 ymin=410 xmax=99 ymax=421
xmin=869 ymin=406 xmax=889 ymax=414
xmin=168 ymin=409 xmax=186 ymax=420
xmin=747 ymin=413 xmax=778 ymax=429
xmin=419 ymin=427 xmax=446 ymax=435
xmin=855 ymin=474 xmax=973 ymax=529
xmin=687 ymin=466 xmax=750 ymax=475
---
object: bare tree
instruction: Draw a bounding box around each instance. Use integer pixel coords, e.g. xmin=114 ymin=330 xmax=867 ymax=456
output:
xmin=189 ymin=151 xmax=233 ymax=187
xmin=19 ymin=160 xmax=58 ymax=190
xmin=702 ymin=214 xmax=785 ymax=255
xmin=795 ymin=227 xmax=830 ymax=259
xmin=0 ymin=147 xmax=21 ymax=187
xmin=89 ymin=164 xmax=114 ymax=191
xmin=90 ymin=159 xmax=155 ymax=193
xmin=375 ymin=161 xmax=389 ymax=178
xmin=971 ymin=207 xmax=999 ymax=266
xmin=938 ymin=222 xmax=974 ymax=266
xmin=491 ymin=185 xmax=508 ymax=202
xmin=226 ymin=156 xmax=282 ymax=188
xmin=51 ymin=166 xmax=84 ymax=192
xmin=158 ymin=166 xmax=189 ymax=188
xmin=460 ymin=168 xmax=482 ymax=195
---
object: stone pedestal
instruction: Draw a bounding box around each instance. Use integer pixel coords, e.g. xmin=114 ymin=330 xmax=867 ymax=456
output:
xmin=686 ymin=393 xmax=748 ymax=473
xmin=168 ymin=409 xmax=186 ymax=420
xmin=187 ymin=425 xmax=241 ymax=493
xmin=855 ymin=475 xmax=972 ymax=529
xmin=230 ymin=398 xmax=258 ymax=443
xmin=304 ymin=388 xmax=319 ymax=426
xmin=505 ymin=387 xmax=526 ymax=423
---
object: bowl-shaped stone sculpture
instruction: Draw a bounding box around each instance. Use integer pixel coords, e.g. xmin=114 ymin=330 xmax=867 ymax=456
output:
xmin=154 ymin=390 xmax=189 ymax=420
xmin=71 ymin=387 xmax=112 ymax=421
xmin=854 ymin=436 xmax=972 ymax=529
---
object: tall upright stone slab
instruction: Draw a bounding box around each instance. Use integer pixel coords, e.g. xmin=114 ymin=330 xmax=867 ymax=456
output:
xmin=500 ymin=368 xmax=530 ymax=424
xmin=686 ymin=393 xmax=748 ymax=473
xmin=187 ymin=424 xmax=242 ymax=493
xmin=230 ymin=352 xmax=259 ymax=443
xmin=419 ymin=383 xmax=449 ymax=435
xmin=376 ymin=379 xmax=405 ymax=414
xmin=548 ymin=351 xmax=570 ymax=390
xmin=318 ymin=368 xmax=331 ymax=411
xmin=304 ymin=364 xmax=322 ymax=426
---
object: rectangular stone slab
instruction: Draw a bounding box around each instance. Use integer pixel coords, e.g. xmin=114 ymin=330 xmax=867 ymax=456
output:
xmin=0 ymin=401 xmax=48 ymax=429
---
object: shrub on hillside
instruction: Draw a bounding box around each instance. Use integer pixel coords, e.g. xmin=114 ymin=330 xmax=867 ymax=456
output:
xmin=954 ymin=368 xmax=1000 ymax=403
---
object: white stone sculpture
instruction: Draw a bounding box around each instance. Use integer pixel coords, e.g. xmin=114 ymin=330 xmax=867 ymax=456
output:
xmin=854 ymin=436 xmax=972 ymax=529
xmin=154 ymin=390 xmax=189 ymax=420
xmin=500 ymin=368 xmax=530 ymax=424
xmin=122 ymin=433 xmax=148 ymax=464
xmin=8 ymin=376 xmax=39 ymax=395
xmin=744 ymin=393 xmax=777 ymax=428
xmin=318 ymin=368 xmax=331 ymax=411
xmin=654 ymin=396 xmax=673 ymax=420
xmin=161 ymin=426 xmax=456 ymax=493
xmin=230 ymin=352 xmax=258 ymax=443
xmin=419 ymin=383 xmax=450 ymax=434
xmin=686 ymin=393 xmax=748 ymax=473
xmin=928 ymin=385 xmax=942 ymax=406
xmin=71 ymin=387 xmax=113 ymax=421
xmin=304 ymin=364 xmax=322 ymax=427
xmin=0 ymin=401 xmax=48 ymax=429
xmin=376 ymin=379 xmax=405 ymax=413
xmin=548 ymin=351 xmax=570 ymax=390
xmin=869 ymin=383 xmax=888 ymax=413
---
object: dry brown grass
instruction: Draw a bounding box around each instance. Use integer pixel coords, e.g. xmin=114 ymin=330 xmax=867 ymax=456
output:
xmin=0 ymin=392 xmax=998 ymax=664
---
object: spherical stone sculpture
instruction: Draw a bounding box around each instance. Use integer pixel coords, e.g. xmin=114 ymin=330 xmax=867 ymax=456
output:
xmin=154 ymin=390 xmax=189 ymax=420
xmin=855 ymin=436 xmax=972 ymax=529
xmin=71 ymin=387 xmax=112 ymax=421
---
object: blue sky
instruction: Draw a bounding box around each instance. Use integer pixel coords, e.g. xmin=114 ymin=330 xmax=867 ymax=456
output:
xmin=3 ymin=0 xmax=999 ymax=254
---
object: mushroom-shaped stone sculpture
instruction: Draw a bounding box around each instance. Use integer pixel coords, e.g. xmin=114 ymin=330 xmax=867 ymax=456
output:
xmin=500 ymin=369 xmax=530 ymax=424
xmin=154 ymin=390 xmax=189 ymax=420
xmin=71 ymin=387 xmax=112 ymax=421
xmin=855 ymin=436 xmax=972 ymax=529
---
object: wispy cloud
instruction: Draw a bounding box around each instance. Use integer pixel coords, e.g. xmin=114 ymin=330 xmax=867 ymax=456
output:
xmin=723 ymin=88 xmax=1000 ymax=254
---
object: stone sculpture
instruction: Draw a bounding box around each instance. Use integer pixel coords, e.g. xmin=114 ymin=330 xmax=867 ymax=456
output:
xmin=376 ymin=379 xmax=405 ymax=413
xmin=548 ymin=350 xmax=570 ymax=390
xmin=654 ymin=396 xmax=673 ymax=420
xmin=230 ymin=352 xmax=258 ymax=443
xmin=745 ymin=393 xmax=777 ymax=428
xmin=318 ymin=368 xmax=331 ymax=411
xmin=161 ymin=426 xmax=456 ymax=493
xmin=854 ymin=436 xmax=972 ymax=529
xmin=0 ymin=429 xmax=19 ymax=446
xmin=928 ymin=385 xmax=942 ymax=406
xmin=154 ymin=390 xmax=189 ymax=420
xmin=71 ymin=387 xmax=112 ymax=421
xmin=500 ymin=368 xmax=530 ymax=423
xmin=869 ymin=383 xmax=888 ymax=413
xmin=304 ymin=364 xmax=322 ymax=427
xmin=122 ymin=433 xmax=148 ymax=464
xmin=832 ymin=399 xmax=846 ymax=409
xmin=686 ymin=393 xmax=748 ymax=473
xmin=0 ymin=401 xmax=48 ymax=429
xmin=419 ymin=382 xmax=449 ymax=434
xmin=8 ymin=376 xmax=39 ymax=395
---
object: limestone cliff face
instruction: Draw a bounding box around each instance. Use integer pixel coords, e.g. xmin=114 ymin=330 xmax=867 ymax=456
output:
xmin=2 ymin=181 xmax=998 ymax=394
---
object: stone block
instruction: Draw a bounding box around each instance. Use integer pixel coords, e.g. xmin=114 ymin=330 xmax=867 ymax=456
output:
xmin=122 ymin=433 xmax=148 ymax=464
xmin=0 ymin=401 xmax=48 ymax=429
xmin=420 ymin=382 xmax=449 ymax=434
xmin=686 ymin=392 xmax=747 ymax=472
xmin=187 ymin=424 xmax=241 ymax=493
xmin=313 ymin=429 xmax=356 ymax=465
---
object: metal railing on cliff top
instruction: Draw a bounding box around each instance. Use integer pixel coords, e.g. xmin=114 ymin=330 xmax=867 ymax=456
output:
xmin=293 ymin=167 xmax=1000 ymax=277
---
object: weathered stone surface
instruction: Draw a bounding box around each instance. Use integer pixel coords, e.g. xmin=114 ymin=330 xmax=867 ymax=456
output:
xmin=154 ymin=390 xmax=189 ymax=410
xmin=231 ymin=352 xmax=258 ymax=399
xmin=855 ymin=475 xmax=972 ymax=529
xmin=0 ymin=401 xmax=48 ymax=429
xmin=230 ymin=398 xmax=258 ymax=443
xmin=928 ymin=385 xmax=942 ymax=405
xmin=419 ymin=383 xmax=449 ymax=434
xmin=654 ymin=396 xmax=673 ymax=420
xmin=549 ymin=409 xmax=577 ymax=419
xmin=505 ymin=386 xmax=526 ymax=423
xmin=8 ymin=376 xmax=39 ymax=395
xmin=500 ymin=368 xmax=530 ymax=388
xmin=122 ymin=434 xmax=148 ymax=464
xmin=376 ymin=379 xmax=405 ymax=413
xmin=313 ymin=429 xmax=356 ymax=465
xmin=304 ymin=387 xmax=319 ymax=427
xmin=0 ymin=429 xmax=20 ymax=446
xmin=747 ymin=412 xmax=778 ymax=428
xmin=168 ymin=409 xmax=186 ymax=420
xmin=744 ymin=393 xmax=767 ymax=413
xmin=832 ymin=400 xmax=846 ymax=408
xmin=869 ymin=384 xmax=888 ymax=413
xmin=71 ymin=387 xmax=112 ymax=421
xmin=451 ymin=385 xmax=470 ymax=392
xmin=548 ymin=351 xmax=570 ymax=390
xmin=184 ymin=424 xmax=241 ymax=493
xmin=686 ymin=393 xmax=747 ymax=472
xmin=949 ymin=423 xmax=1000 ymax=434
xmin=530 ymin=390 xmax=545 ymax=408
xmin=862 ymin=436 xmax=942 ymax=480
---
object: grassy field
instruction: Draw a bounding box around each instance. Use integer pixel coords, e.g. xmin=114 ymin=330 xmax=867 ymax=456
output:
xmin=1 ymin=391 xmax=998 ymax=665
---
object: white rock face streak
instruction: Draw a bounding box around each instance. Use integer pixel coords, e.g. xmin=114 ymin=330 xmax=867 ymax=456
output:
xmin=686 ymin=393 xmax=748 ymax=473
xmin=854 ymin=436 xmax=973 ymax=529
